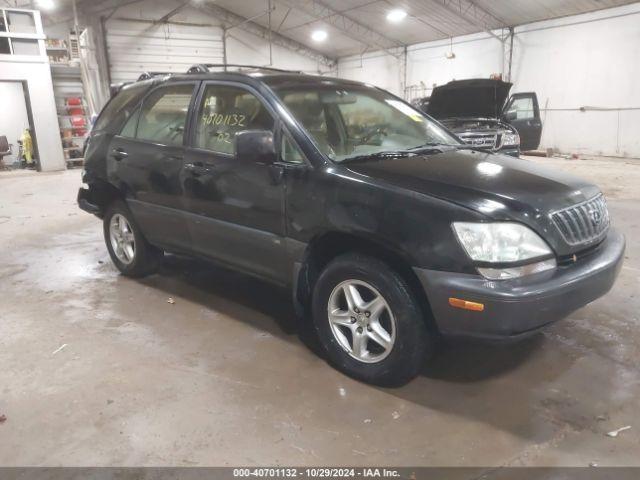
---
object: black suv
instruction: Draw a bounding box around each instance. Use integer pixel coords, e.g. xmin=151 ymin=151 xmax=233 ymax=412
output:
xmin=78 ymin=65 xmax=624 ymax=386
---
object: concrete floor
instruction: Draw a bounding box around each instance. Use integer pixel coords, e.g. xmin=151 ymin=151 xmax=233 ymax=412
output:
xmin=0 ymin=156 xmax=639 ymax=467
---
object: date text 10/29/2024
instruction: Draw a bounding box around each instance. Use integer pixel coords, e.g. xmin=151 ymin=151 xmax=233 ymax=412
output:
xmin=233 ymin=468 xmax=402 ymax=478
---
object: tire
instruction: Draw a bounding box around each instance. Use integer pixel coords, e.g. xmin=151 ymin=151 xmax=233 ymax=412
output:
xmin=311 ymin=253 xmax=433 ymax=386
xmin=103 ymin=200 xmax=163 ymax=277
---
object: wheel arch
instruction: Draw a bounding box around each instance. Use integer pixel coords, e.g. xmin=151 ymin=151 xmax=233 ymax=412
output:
xmin=87 ymin=180 xmax=125 ymax=217
xmin=293 ymin=231 xmax=437 ymax=332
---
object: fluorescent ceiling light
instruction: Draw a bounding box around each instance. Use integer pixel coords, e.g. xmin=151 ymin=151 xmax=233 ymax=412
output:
xmin=36 ymin=0 xmax=55 ymax=9
xmin=386 ymin=9 xmax=407 ymax=23
xmin=311 ymin=30 xmax=328 ymax=42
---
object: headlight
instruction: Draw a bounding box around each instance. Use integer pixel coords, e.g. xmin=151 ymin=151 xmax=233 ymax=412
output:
xmin=452 ymin=222 xmax=556 ymax=279
xmin=477 ymin=259 xmax=557 ymax=280
xmin=502 ymin=131 xmax=520 ymax=146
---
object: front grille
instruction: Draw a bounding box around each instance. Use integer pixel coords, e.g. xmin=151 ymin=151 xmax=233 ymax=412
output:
xmin=458 ymin=132 xmax=498 ymax=149
xmin=551 ymin=194 xmax=610 ymax=246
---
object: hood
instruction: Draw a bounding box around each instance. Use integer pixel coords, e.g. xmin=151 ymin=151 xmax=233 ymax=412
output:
xmin=344 ymin=149 xmax=600 ymax=255
xmin=427 ymin=79 xmax=512 ymax=119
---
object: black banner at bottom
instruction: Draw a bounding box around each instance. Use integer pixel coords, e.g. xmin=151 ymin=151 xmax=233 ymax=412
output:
xmin=0 ymin=468 xmax=638 ymax=480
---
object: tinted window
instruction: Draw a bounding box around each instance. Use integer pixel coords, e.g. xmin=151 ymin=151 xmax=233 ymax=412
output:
xmin=274 ymin=87 xmax=459 ymax=162
xmin=194 ymin=85 xmax=274 ymax=154
xmin=281 ymin=135 xmax=304 ymax=164
xmin=120 ymin=108 xmax=140 ymax=138
xmin=94 ymin=82 xmax=149 ymax=133
xmin=136 ymin=84 xmax=194 ymax=146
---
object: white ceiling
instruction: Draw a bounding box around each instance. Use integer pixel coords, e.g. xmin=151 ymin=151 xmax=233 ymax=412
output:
xmin=7 ymin=0 xmax=640 ymax=58
xmin=208 ymin=0 xmax=639 ymax=57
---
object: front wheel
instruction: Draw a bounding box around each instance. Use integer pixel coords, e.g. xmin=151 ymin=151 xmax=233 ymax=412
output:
xmin=312 ymin=253 xmax=433 ymax=386
xmin=103 ymin=200 xmax=162 ymax=277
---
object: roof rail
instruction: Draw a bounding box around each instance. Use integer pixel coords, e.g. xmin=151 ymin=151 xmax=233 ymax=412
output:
xmin=137 ymin=71 xmax=173 ymax=81
xmin=187 ymin=63 xmax=302 ymax=74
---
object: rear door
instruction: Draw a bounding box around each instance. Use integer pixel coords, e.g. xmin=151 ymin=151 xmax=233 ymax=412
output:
xmin=503 ymin=92 xmax=542 ymax=151
xmin=108 ymin=81 xmax=198 ymax=251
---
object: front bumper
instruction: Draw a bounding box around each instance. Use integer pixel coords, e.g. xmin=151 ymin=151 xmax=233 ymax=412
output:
xmin=414 ymin=229 xmax=625 ymax=339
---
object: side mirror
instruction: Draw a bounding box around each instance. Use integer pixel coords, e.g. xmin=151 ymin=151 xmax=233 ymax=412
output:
xmin=235 ymin=130 xmax=276 ymax=165
xmin=504 ymin=110 xmax=517 ymax=121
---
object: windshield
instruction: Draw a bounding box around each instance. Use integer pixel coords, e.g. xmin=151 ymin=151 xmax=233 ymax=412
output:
xmin=273 ymin=85 xmax=460 ymax=162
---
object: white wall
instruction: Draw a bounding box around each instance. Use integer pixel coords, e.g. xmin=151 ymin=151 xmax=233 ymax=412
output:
xmin=226 ymin=28 xmax=331 ymax=74
xmin=336 ymin=4 xmax=640 ymax=158
xmin=0 ymin=61 xmax=66 ymax=171
xmin=43 ymin=0 xmax=332 ymax=102
xmin=0 ymin=82 xmax=30 ymax=165
xmin=511 ymin=6 xmax=640 ymax=158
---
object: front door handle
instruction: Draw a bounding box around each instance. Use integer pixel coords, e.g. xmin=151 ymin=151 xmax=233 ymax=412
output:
xmin=111 ymin=148 xmax=128 ymax=161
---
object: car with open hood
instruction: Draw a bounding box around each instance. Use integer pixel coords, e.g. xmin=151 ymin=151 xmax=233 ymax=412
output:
xmin=415 ymin=78 xmax=542 ymax=156
xmin=78 ymin=65 xmax=623 ymax=386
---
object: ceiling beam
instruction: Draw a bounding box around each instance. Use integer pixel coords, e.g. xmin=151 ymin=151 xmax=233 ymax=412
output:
xmin=276 ymin=0 xmax=405 ymax=58
xmin=280 ymin=0 xmax=377 ymax=32
xmin=431 ymin=0 xmax=509 ymax=42
xmin=193 ymin=1 xmax=336 ymax=67
xmin=156 ymin=0 xmax=190 ymax=24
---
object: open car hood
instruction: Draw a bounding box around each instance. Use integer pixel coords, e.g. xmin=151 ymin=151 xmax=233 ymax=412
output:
xmin=427 ymin=79 xmax=512 ymax=120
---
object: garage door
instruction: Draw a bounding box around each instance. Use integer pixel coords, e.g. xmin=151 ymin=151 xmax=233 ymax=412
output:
xmin=106 ymin=20 xmax=224 ymax=84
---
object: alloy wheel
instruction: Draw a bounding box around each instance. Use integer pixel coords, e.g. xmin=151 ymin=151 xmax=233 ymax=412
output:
xmin=109 ymin=213 xmax=136 ymax=265
xmin=327 ymin=279 xmax=396 ymax=363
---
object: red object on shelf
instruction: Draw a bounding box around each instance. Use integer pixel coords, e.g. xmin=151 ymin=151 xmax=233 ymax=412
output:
xmin=68 ymin=107 xmax=84 ymax=115
xmin=70 ymin=116 xmax=86 ymax=127
xmin=67 ymin=97 xmax=82 ymax=106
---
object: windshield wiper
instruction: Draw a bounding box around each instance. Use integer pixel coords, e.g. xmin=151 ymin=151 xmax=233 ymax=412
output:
xmin=339 ymin=150 xmax=415 ymax=163
xmin=408 ymin=142 xmax=462 ymax=151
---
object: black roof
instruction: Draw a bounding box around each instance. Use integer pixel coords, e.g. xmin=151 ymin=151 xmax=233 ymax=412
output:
xmin=131 ymin=65 xmax=367 ymax=91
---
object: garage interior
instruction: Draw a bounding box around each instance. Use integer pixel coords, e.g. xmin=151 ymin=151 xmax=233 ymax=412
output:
xmin=1 ymin=0 xmax=639 ymax=470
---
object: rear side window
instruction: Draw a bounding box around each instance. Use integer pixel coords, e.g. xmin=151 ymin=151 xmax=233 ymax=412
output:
xmin=120 ymin=108 xmax=140 ymax=138
xmin=93 ymin=83 xmax=149 ymax=133
xmin=136 ymin=84 xmax=195 ymax=146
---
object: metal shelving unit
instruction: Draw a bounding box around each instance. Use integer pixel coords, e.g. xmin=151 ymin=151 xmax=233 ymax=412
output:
xmin=49 ymin=57 xmax=88 ymax=169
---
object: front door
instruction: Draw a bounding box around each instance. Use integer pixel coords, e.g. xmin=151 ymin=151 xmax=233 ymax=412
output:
xmin=108 ymin=82 xmax=197 ymax=251
xmin=503 ymin=92 xmax=543 ymax=151
xmin=182 ymin=82 xmax=287 ymax=283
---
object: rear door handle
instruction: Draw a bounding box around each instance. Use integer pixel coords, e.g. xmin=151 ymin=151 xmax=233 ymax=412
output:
xmin=185 ymin=161 xmax=215 ymax=176
xmin=111 ymin=148 xmax=128 ymax=161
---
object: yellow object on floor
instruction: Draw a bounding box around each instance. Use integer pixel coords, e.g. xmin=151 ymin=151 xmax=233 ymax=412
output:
xmin=20 ymin=128 xmax=33 ymax=164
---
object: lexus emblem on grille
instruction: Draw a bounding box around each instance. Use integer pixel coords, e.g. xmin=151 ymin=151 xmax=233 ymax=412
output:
xmin=589 ymin=209 xmax=602 ymax=226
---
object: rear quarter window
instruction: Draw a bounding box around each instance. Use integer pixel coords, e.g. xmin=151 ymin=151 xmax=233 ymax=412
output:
xmin=93 ymin=82 xmax=150 ymax=133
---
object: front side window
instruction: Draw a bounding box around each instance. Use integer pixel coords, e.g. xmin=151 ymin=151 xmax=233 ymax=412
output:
xmin=136 ymin=84 xmax=195 ymax=146
xmin=272 ymin=86 xmax=459 ymax=162
xmin=506 ymin=97 xmax=535 ymax=120
xmin=194 ymin=85 xmax=274 ymax=154
xmin=281 ymin=135 xmax=305 ymax=164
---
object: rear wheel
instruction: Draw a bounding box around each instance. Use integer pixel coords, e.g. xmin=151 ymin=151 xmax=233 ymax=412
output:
xmin=312 ymin=253 xmax=433 ymax=386
xmin=103 ymin=200 xmax=162 ymax=277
